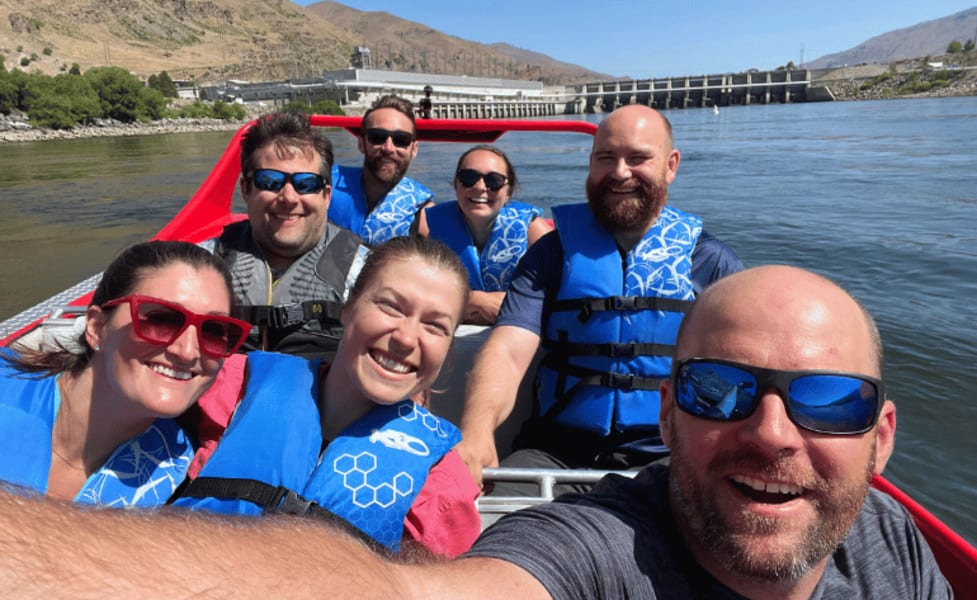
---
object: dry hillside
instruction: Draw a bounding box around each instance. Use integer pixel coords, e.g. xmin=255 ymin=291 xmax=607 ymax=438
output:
xmin=0 ymin=0 xmax=608 ymax=85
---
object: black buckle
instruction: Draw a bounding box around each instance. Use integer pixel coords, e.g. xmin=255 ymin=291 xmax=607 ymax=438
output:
xmin=612 ymin=297 xmax=638 ymax=310
xmin=608 ymin=342 xmax=637 ymax=358
xmin=276 ymin=489 xmax=313 ymax=515
xmin=604 ymin=372 xmax=636 ymax=390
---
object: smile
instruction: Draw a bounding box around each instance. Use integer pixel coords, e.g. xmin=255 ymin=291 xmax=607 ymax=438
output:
xmin=369 ymin=350 xmax=414 ymax=374
xmin=271 ymin=213 xmax=302 ymax=222
xmin=149 ymin=363 xmax=192 ymax=381
xmin=730 ymin=474 xmax=803 ymax=503
xmin=467 ymin=196 xmax=490 ymax=204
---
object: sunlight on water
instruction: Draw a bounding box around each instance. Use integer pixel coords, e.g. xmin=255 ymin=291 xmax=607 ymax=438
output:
xmin=1 ymin=98 xmax=975 ymax=542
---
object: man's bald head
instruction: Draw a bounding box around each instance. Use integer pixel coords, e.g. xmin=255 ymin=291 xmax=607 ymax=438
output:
xmin=593 ymin=105 xmax=674 ymax=153
xmin=676 ymin=265 xmax=883 ymax=377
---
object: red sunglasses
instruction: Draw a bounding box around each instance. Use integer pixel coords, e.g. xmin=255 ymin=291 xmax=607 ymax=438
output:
xmin=101 ymin=294 xmax=250 ymax=358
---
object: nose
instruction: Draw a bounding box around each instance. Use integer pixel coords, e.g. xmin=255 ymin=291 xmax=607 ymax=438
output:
xmin=736 ymin=387 xmax=804 ymax=455
xmin=277 ymin=182 xmax=301 ymax=203
xmin=612 ymin=158 xmax=632 ymax=180
xmin=167 ymin=324 xmax=202 ymax=363
xmin=389 ymin=318 xmax=419 ymax=353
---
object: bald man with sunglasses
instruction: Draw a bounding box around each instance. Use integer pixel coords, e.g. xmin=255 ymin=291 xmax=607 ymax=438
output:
xmin=328 ymin=94 xmax=435 ymax=246
xmin=0 ymin=265 xmax=950 ymax=599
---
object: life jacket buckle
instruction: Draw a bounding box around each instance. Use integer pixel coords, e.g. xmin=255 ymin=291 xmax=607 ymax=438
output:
xmin=276 ymin=489 xmax=313 ymax=515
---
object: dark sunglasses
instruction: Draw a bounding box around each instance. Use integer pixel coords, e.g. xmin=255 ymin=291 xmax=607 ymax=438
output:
xmin=456 ymin=168 xmax=508 ymax=192
xmin=250 ymin=169 xmax=326 ymax=195
xmin=364 ymin=127 xmax=414 ymax=148
xmin=102 ymin=295 xmax=250 ymax=359
xmin=672 ymin=358 xmax=884 ymax=435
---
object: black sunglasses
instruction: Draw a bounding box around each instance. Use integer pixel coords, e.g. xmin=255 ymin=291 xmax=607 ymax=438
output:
xmin=456 ymin=168 xmax=508 ymax=192
xmin=249 ymin=169 xmax=326 ymax=195
xmin=364 ymin=127 xmax=414 ymax=148
xmin=672 ymin=358 xmax=884 ymax=435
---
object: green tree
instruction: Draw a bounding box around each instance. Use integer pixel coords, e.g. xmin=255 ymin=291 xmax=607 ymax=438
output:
xmin=83 ymin=66 xmax=164 ymax=122
xmin=24 ymin=73 xmax=101 ymax=129
xmin=69 ymin=63 xmax=81 ymax=76
xmin=965 ymin=40 xmax=976 ymax=53
xmin=946 ymin=40 xmax=963 ymax=53
xmin=148 ymin=70 xmax=178 ymax=98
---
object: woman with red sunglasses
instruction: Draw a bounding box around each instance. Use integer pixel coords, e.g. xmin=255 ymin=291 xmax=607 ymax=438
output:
xmin=174 ymin=236 xmax=482 ymax=558
xmin=0 ymin=241 xmax=248 ymax=507
xmin=424 ymin=145 xmax=553 ymax=325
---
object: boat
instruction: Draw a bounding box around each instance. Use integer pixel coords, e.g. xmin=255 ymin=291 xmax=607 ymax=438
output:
xmin=1 ymin=114 xmax=975 ymax=596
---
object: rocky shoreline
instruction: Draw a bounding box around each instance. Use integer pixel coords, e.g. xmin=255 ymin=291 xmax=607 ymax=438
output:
xmin=0 ymin=114 xmax=250 ymax=144
xmin=2 ymin=78 xmax=974 ymax=143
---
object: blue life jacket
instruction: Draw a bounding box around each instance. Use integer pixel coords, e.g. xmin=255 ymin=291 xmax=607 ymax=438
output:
xmin=536 ymin=203 xmax=701 ymax=435
xmin=0 ymin=351 xmax=193 ymax=507
xmin=174 ymin=351 xmax=460 ymax=552
xmin=426 ymin=200 xmax=542 ymax=292
xmin=329 ymin=165 xmax=433 ymax=246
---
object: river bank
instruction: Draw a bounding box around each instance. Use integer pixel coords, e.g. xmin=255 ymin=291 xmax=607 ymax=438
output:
xmin=2 ymin=77 xmax=974 ymax=144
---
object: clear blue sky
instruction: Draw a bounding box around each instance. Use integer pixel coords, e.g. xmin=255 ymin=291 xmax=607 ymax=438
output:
xmin=294 ymin=1 xmax=977 ymax=77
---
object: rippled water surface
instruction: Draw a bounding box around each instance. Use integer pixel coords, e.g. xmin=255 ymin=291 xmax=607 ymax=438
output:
xmin=1 ymin=97 xmax=975 ymax=543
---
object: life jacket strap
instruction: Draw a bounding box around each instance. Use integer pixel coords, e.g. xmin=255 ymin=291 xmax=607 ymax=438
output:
xmin=551 ymin=296 xmax=692 ymax=323
xmin=233 ymin=299 xmax=344 ymax=330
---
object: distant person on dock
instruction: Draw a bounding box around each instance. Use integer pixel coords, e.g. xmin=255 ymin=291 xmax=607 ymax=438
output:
xmin=424 ymin=145 xmax=553 ymax=325
xmin=419 ymin=85 xmax=434 ymax=119
xmin=456 ymin=104 xmax=744 ymax=495
xmin=203 ymin=110 xmax=370 ymax=358
xmin=0 ymin=266 xmax=951 ymax=599
xmin=329 ymin=94 xmax=435 ymax=246
xmin=0 ymin=241 xmax=248 ymax=507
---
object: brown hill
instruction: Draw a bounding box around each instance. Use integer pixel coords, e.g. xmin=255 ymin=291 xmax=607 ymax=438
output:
xmin=0 ymin=0 xmax=607 ymax=85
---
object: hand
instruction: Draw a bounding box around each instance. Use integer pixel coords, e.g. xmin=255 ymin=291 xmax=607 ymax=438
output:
xmin=464 ymin=290 xmax=504 ymax=325
xmin=454 ymin=435 xmax=499 ymax=491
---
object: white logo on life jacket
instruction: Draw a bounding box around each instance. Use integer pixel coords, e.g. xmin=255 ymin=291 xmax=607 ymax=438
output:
xmin=369 ymin=428 xmax=430 ymax=457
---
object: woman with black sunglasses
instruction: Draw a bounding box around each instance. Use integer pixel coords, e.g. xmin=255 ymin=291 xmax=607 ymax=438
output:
xmin=0 ymin=241 xmax=248 ymax=506
xmin=424 ymin=145 xmax=553 ymax=325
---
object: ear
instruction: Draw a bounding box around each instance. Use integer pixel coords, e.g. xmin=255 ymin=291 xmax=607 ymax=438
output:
xmin=240 ymin=176 xmax=252 ymax=203
xmin=871 ymin=399 xmax=896 ymax=475
xmin=84 ymin=305 xmax=108 ymax=352
xmin=659 ymin=378 xmax=674 ymax=448
xmin=408 ymin=140 xmax=418 ymax=161
xmin=665 ymin=149 xmax=681 ymax=184
xmin=340 ymin=302 xmax=351 ymax=328
xmin=356 ymin=134 xmax=367 ymax=155
xmin=322 ymin=185 xmax=332 ymax=212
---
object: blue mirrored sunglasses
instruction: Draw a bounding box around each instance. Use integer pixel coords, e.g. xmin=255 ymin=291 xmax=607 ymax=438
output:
xmin=672 ymin=358 xmax=884 ymax=435
xmin=250 ymin=169 xmax=326 ymax=195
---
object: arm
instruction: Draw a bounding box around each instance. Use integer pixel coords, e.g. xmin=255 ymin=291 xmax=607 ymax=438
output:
xmin=464 ymin=290 xmax=505 ymax=325
xmin=455 ymin=325 xmax=540 ymax=485
xmin=527 ymin=215 xmax=554 ymax=246
xmin=0 ymin=488 xmax=406 ymax=597
xmin=0 ymin=488 xmax=550 ymax=599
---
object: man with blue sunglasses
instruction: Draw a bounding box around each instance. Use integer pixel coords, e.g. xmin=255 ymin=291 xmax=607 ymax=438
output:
xmin=203 ymin=110 xmax=370 ymax=358
xmin=329 ymin=94 xmax=435 ymax=246
xmin=0 ymin=265 xmax=949 ymax=599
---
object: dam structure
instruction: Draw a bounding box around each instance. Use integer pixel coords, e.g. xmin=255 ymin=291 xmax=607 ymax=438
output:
xmin=201 ymin=68 xmax=829 ymax=118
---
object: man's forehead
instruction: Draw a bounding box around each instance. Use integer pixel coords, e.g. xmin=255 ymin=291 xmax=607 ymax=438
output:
xmin=364 ymin=107 xmax=412 ymax=129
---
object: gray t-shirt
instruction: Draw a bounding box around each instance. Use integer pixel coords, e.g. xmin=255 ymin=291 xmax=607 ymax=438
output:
xmin=467 ymin=464 xmax=951 ymax=599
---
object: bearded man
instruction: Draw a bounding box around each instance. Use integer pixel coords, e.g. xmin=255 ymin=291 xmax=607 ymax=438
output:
xmin=328 ymin=94 xmax=434 ymax=247
xmin=456 ymin=105 xmax=743 ymax=495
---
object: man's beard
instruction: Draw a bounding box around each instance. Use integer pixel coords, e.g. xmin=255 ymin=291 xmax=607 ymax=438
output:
xmin=365 ymin=153 xmax=408 ymax=187
xmin=585 ymin=175 xmax=668 ymax=233
xmin=666 ymin=418 xmax=874 ymax=583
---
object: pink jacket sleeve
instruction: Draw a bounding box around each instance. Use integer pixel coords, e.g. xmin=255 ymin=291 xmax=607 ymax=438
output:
xmin=403 ymin=449 xmax=482 ymax=557
xmin=185 ymin=352 xmax=248 ymax=479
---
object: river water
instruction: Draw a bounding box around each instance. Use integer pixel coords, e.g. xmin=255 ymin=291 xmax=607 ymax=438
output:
xmin=1 ymin=97 xmax=975 ymax=544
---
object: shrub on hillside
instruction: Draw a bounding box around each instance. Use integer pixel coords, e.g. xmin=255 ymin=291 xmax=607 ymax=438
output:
xmin=83 ymin=66 xmax=165 ymax=122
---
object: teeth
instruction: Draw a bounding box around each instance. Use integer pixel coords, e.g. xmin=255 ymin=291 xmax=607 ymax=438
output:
xmin=150 ymin=364 xmax=192 ymax=381
xmin=469 ymin=197 xmax=490 ymax=204
xmin=731 ymin=475 xmax=802 ymax=496
xmin=371 ymin=351 xmax=412 ymax=374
